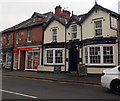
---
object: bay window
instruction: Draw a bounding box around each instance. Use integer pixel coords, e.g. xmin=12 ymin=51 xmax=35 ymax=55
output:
xmin=45 ymin=48 xmax=64 ymax=65
xmin=84 ymin=45 xmax=114 ymax=64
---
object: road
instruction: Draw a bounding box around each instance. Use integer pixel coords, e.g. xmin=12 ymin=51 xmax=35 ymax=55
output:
xmin=2 ymin=76 xmax=120 ymax=99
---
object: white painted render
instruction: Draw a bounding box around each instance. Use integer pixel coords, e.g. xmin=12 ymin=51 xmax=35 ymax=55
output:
xmin=82 ymin=9 xmax=117 ymax=40
xmin=66 ymin=22 xmax=81 ymax=42
xmin=40 ymin=7 xmax=119 ymax=74
xmin=44 ymin=20 xmax=65 ymax=43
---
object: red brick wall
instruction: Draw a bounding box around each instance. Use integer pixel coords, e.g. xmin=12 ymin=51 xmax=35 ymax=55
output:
xmin=2 ymin=32 xmax=14 ymax=48
xmin=14 ymin=26 xmax=43 ymax=48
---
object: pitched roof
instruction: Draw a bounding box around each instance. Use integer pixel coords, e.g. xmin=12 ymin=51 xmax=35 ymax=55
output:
xmin=15 ymin=12 xmax=53 ymax=30
xmin=66 ymin=14 xmax=86 ymax=27
xmin=43 ymin=15 xmax=69 ymax=30
xmin=2 ymin=26 xmax=15 ymax=33
xmin=2 ymin=12 xmax=54 ymax=33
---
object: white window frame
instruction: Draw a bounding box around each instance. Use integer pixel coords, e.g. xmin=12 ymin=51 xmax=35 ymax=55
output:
xmin=44 ymin=48 xmax=65 ymax=65
xmin=52 ymin=29 xmax=57 ymax=42
xmin=83 ymin=44 xmax=115 ymax=66
xmin=94 ymin=20 xmax=102 ymax=36
xmin=71 ymin=24 xmax=77 ymax=39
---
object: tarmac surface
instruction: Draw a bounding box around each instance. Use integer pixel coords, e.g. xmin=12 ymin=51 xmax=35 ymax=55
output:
xmin=2 ymin=69 xmax=101 ymax=85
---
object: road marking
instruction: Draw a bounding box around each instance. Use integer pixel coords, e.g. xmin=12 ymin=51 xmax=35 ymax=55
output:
xmin=0 ymin=89 xmax=37 ymax=99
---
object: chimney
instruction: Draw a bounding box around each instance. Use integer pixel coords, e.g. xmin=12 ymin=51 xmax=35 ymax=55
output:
xmin=55 ymin=5 xmax=62 ymax=16
xmin=62 ymin=10 xmax=70 ymax=19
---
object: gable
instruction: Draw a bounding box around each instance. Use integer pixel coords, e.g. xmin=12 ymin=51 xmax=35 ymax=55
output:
xmin=80 ymin=4 xmax=119 ymax=24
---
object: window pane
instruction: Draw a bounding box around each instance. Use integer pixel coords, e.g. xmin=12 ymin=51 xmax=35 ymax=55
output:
xmin=85 ymin=47 xmax=88 ymax=63
xmin=103 ymin=46 xmax=113 ymax=63
xmin=94 ymin=20 xmax=102 ymax=36
xmin=55 ymin=50 xmax=63 ymax=63
xmin=90 ymin=47 xmax=100 ymax=64
xmin=52 ymin=29 xmax=57 ymax=42
xmin=27 ymin=30 xmax=32 ymax=42
xmin=71 ymin=25 xmax=77 ymax=39
xmin=47 ymin=50 xmax=53 ymax=63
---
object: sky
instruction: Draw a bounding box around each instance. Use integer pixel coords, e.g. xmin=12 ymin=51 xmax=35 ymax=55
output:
xmin=0 ymin=0 xmax=120 ymax=31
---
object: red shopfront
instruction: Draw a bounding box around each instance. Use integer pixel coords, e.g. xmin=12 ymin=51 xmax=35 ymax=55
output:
xmin=13 ymin=47 xmax=40 ymax=71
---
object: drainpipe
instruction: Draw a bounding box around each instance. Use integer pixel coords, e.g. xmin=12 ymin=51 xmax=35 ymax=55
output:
xmin=11 ymin=26 xmax=15 ymax=71
xmin=64 ymin=25 xmax=67 ymax=72
xmin=80 ymin=24 xmax=83 ymax=64
xmin=118 ymin=17 xmax=120 ymax=65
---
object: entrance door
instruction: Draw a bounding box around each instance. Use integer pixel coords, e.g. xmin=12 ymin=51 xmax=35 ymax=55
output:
xmin=20 ymin=51 xmax=26 ymax=70
xmin=68 ymin=46 xmax=79 ymax=72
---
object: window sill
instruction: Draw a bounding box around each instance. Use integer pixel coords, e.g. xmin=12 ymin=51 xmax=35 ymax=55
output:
xmin=85 ymin=64 xmax=116 ymax=66
xmin=44 ymin=64 xmax=64 ymax=66
xmin=27 ymin=41 xmax=32 ymax=43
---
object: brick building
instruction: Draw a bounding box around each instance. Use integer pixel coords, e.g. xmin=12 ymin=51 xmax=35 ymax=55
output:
xmin=1 ymin=5 xmax=70 ymax=71
xmin=1 ymin=11 xmax=54 ymax=70
xmin=2 ymin=26 xmax=15 ymax=70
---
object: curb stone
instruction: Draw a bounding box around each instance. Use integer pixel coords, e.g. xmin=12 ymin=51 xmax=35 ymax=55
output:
xmin=3 ymin=74 xmax=101 ymax=86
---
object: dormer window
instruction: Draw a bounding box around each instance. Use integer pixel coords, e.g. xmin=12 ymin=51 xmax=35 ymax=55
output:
xmin=71 ymin=25 xmax=77 ymax=39
xmin=52 ymin=29 xmax=57 ymax=42
xmin=94 ymin=20 xmax=102 ymax=36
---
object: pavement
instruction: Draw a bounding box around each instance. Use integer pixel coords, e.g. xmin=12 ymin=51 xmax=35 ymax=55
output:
xmin=2 ymin=69 xmax=101 ymax=85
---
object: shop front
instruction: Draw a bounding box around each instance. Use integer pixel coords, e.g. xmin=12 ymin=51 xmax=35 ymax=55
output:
xmin=13 ymin=46 xmax=41 ymax=71
xmin=2 ymin=48 xmax=13 ymax=70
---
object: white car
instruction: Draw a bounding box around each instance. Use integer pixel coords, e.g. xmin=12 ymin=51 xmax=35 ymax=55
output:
xmin=101 ymin=65 xmax=120 ymax=94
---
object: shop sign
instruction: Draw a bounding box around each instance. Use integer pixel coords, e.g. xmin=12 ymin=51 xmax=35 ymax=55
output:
xmin=13 ymin=49 xmax=19 ymax=54
xmin=20 ymin=47 xmax=40 ymax=51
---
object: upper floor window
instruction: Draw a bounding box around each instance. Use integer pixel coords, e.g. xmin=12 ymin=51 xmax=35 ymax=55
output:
xmin=27 ymin=30 xmax=32 ymax=42
xmin=16 ymin=32 xmax=18 ymax=44
xmin=6 ymin=34 xmax=10 ymax=45
xmin=52 ymin=29 xmax=57 ymax=42
xmin=94 ymin=20 xmax=102 ymax=36
xmin=71 ymin=25 xmax=77 ymax=39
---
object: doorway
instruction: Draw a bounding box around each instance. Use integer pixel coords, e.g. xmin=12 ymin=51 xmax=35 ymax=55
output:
xmin=20 ymin=51 xmax=26 ymax=70
xmin=68 ymin=46 xmax=79 ymax=72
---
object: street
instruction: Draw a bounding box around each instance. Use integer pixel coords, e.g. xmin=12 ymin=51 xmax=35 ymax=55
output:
xmin=2 ymin=76 xmax=120 ymax=99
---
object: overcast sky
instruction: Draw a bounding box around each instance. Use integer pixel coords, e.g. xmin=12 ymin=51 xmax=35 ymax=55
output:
xmin=0 ymin=0 xmax=120 ymax=31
